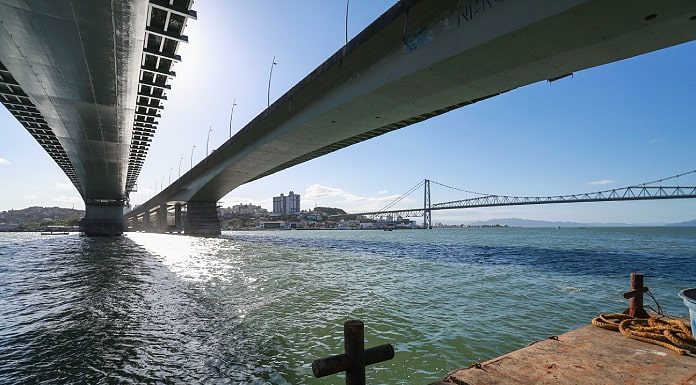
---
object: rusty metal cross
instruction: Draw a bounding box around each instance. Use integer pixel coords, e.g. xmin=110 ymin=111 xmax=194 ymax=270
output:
xmin=623 ymin=272 xmax=650 ymax=318
xmin=312 ymin=320 xmax=394 ymax=385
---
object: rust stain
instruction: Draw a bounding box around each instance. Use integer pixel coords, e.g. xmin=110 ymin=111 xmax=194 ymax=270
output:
xmin=444 ymin=324 xmax=696 ymax=385
xmin=680 ymin=371 xmax=696 ymax=385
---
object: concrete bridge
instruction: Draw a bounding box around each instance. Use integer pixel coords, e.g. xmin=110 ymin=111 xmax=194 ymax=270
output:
xmin=124 ymin=0 xmax=696 ymax=235
xmin=2 ymin=1 xmax=695 ymax=236
xmin=0 ymin=0 xmax=195 ymax=235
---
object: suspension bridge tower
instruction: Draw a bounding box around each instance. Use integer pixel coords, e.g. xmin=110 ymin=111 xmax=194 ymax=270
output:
xmin=423 ymin=179 xmax=432 ymax=229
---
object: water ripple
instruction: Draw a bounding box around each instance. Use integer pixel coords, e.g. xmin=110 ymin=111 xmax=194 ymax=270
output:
xmin=0 ymin=228 xmax=694 ymax=384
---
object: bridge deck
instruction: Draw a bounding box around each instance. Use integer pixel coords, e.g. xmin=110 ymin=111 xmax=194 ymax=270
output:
xmin=433 ymin=324 xmax=696 ymax=385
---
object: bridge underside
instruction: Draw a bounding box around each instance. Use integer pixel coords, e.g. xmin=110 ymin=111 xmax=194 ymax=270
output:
xmin=0 ymin=1 xmax=194 ymax=236
xmin=125 ymin=0 xmax=696 ymax=233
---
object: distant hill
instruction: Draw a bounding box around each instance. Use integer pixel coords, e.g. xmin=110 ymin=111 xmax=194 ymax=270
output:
xmin=665 ymin=219 xmax=696 ymax=227
xmin=314 ymin=207 xmax=347 ymax=216
xmin=0 ymin=206 xmax=84 ymax=228
xmin=466 ymin=218 xmax=651 ymax=228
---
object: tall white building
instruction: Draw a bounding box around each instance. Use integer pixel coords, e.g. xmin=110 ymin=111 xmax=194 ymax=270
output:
xmin=273 ymin=191 xmax=300 ymax=214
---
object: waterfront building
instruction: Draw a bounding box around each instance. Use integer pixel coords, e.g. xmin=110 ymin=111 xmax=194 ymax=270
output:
xmin=258 ymin=221 xmax=284 ymax=229
xmin=272 ymin=191 xmax=301 ymax=214
xmin=229 ymin=204 xmax=267 ymax=216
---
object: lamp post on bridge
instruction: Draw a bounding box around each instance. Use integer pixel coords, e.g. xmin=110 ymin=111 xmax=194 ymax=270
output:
xmin=191 ymin=143 xmax=196 ymax=169
xmin=206 ymin=125 xmax=213 ymax=156
xmin=168 ymin=167 xmax=172 ymax=185
xmin=345 ymin=0 xmax=350 ymax=44
xmin=267 ymin=56 xmax=277 ymax=107
xmin=229 ymin=99 xmax=236 ymax=139
xmin=178 ymin=156 xmax=183 ymax=178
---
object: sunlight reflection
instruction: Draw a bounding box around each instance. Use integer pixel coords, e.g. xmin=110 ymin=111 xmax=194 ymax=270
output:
xmin=125 ymin=233 xmax=252 ymax=285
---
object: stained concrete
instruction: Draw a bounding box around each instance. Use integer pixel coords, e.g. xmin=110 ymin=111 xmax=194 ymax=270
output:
xmin=435 ymin=324 xmax=696 ymax=385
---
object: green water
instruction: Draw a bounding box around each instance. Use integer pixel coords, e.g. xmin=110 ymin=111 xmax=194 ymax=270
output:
xmin=0 ymin=227 xmax=694 ymax=384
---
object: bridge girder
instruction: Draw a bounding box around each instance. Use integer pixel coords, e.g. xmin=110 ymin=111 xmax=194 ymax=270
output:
xmin=0 ymin=0 xmax=195 ymax=235
xmin=125 ymin=0 xmax=696 ymax=223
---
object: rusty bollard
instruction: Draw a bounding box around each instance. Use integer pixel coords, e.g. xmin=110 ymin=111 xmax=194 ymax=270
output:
xmin=623 ymin=272 xmax=650 ymax=318
xmin=312 ymin=320 xmax=394 ymax=385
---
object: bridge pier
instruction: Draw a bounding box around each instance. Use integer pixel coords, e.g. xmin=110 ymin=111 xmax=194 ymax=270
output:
xmin=131 ymin=215 xmax=142 ymax=231
xmin=79 ymin=203 xmax=124 ymax=236
xmin=157 ymin=204 xmax=168 ymax=233
xmin=174 ymin=203 xmax=183 ymax=233
xmin=143 ymin=211 xmax=151 ymax=232
xmin=184 ymin=202 xmax=220 ymax=236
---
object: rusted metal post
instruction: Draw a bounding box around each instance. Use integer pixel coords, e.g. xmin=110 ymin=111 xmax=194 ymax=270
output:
xmin=312 ymin=320 xmax=395 ymax=385
xmin=345 ymin=320 xmax=365 ymax=385
xmin=623 ymin=272 xmax=650 ymax=318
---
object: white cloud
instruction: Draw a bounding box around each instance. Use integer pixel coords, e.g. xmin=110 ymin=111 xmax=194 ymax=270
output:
xmin=304 ymin=184 xmax=415 ymax=212
xmin=23 ymin=194 xmax=36 ymax=200
xmin=378 ymin=190 xmax=388 ymax=194
xmin=304 ymin=184 xmax=344 ymax=199
xmin=55 ymin=181 xmax=73 ymax=189
xmin=587 ymin=179 xmax=616 ymax=186
xmin=0 ymin=157 xmax=9 ymax=166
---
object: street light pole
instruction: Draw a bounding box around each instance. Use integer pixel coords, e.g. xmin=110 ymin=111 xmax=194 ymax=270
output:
xmin=229 ymin=99 xmax=236 ymax=139
xmin=206 ymin=125 xmax=213 ymax=156
xmin=178 ymin=156 xmax=183 ymax=178
xmin=345 ymin=0 xmax=350 ymax=44
xmin=191 ymin=143 xmax=196 ymax=169
xmin=267 ymin=56 xmax=277 ymax=107
xmin=168 ymin=167 xmax=172 ymax=185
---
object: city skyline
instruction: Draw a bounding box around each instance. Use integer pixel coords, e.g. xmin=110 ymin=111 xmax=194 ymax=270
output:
xmin=1 ymin=1 xmax=695 ymax=224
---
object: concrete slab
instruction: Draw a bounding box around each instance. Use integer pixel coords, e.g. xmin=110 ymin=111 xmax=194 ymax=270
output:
xmin=436 ymin=324 xmax=696 ymax=385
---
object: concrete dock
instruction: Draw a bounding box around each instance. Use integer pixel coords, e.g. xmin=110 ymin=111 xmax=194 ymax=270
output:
xmin=434 ymin=323 xmax=696 ymax=385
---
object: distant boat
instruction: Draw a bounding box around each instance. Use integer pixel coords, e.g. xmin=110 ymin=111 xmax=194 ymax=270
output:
xmin=41 ymin=226 xmax=70 ymax=235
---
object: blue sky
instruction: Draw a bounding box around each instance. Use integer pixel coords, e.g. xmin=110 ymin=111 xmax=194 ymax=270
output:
xmin=1 ymin=1 xmax=695 ymax=224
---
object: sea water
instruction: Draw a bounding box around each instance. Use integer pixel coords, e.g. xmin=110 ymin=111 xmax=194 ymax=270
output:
xmin=0 ymin=227 xmax=694 ymax=384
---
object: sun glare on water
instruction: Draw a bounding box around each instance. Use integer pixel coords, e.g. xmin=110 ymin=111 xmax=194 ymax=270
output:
xmin=125 ymin=232 xmax=252 ymax=285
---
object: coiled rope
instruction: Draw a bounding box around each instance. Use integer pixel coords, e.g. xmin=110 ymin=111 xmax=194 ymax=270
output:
xmin=592 ymin=313 xmax=695 ymax=355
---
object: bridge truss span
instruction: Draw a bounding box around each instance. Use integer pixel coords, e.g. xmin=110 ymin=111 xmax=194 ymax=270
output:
xmin=433 ymin=186 xmax=696 ymax=210
xmin=344 ymin=170 xmax=696 ymax=228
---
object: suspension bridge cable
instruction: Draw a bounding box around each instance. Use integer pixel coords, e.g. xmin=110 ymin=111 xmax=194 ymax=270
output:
xmin=633 ymin=169 xmax=696 ymax=187
xmin=375 ymin=180 xmax=424 ymax=213
xmin=430 ymin=180 xmax=493 ymax=197
xmin=364 ymin=169 xmax=696 ymax=215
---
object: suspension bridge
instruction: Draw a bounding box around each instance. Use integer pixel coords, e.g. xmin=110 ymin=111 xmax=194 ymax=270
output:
xmin=338 ymin=170 xmax=696 ymax=229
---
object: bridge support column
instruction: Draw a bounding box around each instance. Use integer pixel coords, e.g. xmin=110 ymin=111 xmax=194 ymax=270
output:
xmin=158 ymin=204 xmax=168 ymax=233
xmin=79 ymin=203 xmax=124 ymax=236
xmin=174 ymin=203 xmax=183 ymax=233
xmin=132 ymin=216 xmax=141 ymax=231
xmin=184 ymin=202 xmax=220 ymax=236
xmin=143 ymin=212 xmax=151 ymax=231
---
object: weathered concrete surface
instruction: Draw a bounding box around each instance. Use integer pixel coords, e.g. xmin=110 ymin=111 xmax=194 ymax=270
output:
xmin=184 ymin=202 xmax=220 ymax=236
xmin=125 ymin=0 xmax=696 ymax=222
xmin=435 ymin=324 xmax=696 ymax=385
xmin=0 ymin=0 xmax=148 ymax=200
xmin=0 ymin=1 xmax=194 ymax=235
xmin=79 ymin=204 xmax=125 ymax=236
